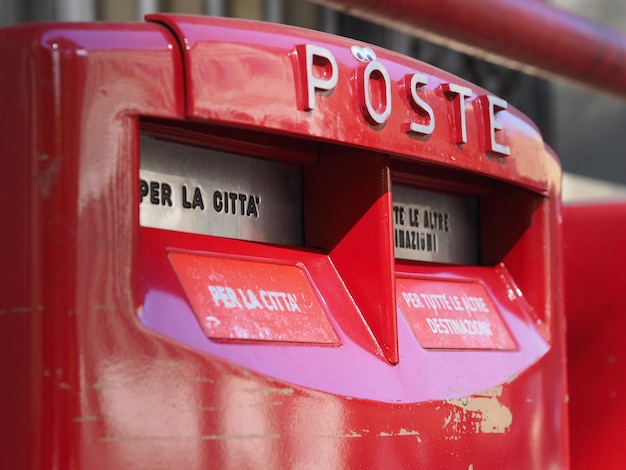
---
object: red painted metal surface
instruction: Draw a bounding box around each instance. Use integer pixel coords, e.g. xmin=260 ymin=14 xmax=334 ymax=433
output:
xmin=313 ymin=0 xmax=626 ymax=98
xmin=0 ymin=21 xmax=185 ymax=469
xmin=0 ymin=15 xmax=568 ymax=468
xmin=564 ymin=202 xmax=626 ymax=469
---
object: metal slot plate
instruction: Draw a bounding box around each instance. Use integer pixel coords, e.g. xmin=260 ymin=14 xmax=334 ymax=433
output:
xmin=392 ymin=184 xmax=479 ymax=264
xmin=140 ymin=136 xmax=303 ymax=246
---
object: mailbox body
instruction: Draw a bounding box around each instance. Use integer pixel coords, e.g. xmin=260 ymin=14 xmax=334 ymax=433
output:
xmin=0 ymin=16 xmax=568 ymax=468
xmin=564 ymin=202 xmax=626 ymax=468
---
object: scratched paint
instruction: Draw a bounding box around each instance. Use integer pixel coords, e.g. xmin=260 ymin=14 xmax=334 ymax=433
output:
xmin=243 ymin=386 xmax=295 ymax=397
xmin=5 ymin=306 xmax=43 ymax=314
xmin=35 ymin=156 xmax=60 ymax=198
xmin=200 ymin=434 xmax=281 ymax=440
xmin=444 ymin=386 xmax=512 ymax=435
xmin=314 ymin=430 xmax=364 ymax=438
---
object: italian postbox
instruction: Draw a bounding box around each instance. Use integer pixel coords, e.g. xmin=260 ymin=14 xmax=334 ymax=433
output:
xmin=0 ymin=15 xmax=568 ymax=468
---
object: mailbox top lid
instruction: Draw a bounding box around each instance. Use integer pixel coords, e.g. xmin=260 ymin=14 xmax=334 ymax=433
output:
xmin=148 ymin=14 xmax=559 ymax=195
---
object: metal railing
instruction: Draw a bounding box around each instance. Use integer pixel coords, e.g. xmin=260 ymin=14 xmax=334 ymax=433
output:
xmin=311 ymin=0 xmax=626 ymax=98
xmin=0 ymin=0 xmax=288 ymax=24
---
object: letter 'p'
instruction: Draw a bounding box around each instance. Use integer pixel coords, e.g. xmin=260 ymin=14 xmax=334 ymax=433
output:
xmin=296 ymin=44 xmax=338 ymax=111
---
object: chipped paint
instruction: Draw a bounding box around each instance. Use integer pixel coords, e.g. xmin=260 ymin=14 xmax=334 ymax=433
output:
xmin=377 ymin=428 xmax=423 ymax=442
xmin=398 ymin=428 xmax=422 ymax=441
xmin=445 ymin=385 xmax=512 ymax=434
xmin=315 ymin=430 xmax=364 ymax=438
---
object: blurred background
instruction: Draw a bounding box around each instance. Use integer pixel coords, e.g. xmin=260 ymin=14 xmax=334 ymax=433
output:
xmin=2 ymin=0 xmax=626 ymax=202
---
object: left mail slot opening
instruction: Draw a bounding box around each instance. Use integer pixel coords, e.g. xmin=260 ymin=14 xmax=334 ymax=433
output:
xmin=138 ymin=131 xmax=342 ymax=347
xmin=139 ymin=134 xmax=303 ymax=247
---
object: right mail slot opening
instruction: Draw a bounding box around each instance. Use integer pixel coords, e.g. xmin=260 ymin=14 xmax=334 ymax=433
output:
xmin=392 ymin=183 xmax=479 ymax=265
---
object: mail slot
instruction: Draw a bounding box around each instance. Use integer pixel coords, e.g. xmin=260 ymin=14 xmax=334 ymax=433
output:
xmin=0 ymin=15 xmax=568 ymax=468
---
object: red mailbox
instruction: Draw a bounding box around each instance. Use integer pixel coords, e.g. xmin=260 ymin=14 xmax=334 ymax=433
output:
xmin=0 ymin=15 xmax=568 ymax=468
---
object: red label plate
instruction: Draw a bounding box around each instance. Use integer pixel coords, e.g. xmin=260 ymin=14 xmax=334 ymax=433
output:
xmin=396 ymin=277 xmax=516 ymax=350
xmin=168 ymin=251 xmax=339 ymax=344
